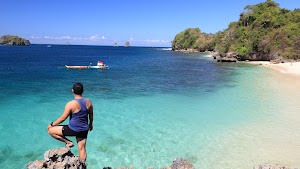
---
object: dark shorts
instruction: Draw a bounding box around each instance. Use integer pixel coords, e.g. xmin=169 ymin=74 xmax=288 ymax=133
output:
xmin=62 ymin=125 xmax=89 ymax=139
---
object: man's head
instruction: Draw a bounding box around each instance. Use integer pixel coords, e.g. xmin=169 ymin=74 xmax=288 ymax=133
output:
xmin=72 ymin=83 xmax=84 ymax=95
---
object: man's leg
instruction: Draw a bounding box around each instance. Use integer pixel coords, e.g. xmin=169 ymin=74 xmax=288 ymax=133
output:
xmin=76 ymin=137 xmax=87 ymax=161
xmin=48 ymin=126 xmax=73 ymax=146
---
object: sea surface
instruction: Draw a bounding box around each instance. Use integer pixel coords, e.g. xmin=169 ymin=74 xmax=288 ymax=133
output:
xmin=0 ymin=45 xmax=299 ymax=169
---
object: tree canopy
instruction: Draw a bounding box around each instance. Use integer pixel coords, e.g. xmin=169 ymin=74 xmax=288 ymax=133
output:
xmin=172 ymin=28 xmax=214 ymax=52
xmin=172 ymin=0 xmax=300 ymax=60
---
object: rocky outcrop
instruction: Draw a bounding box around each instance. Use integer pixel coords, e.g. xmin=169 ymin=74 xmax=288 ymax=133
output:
xmin=26 ymin=147 xmax=86 ymax=169
xmin=163 ymin=158 xmax=194 ymax=169
xmin=0 ymin=35 xmax=30 ymax=46
xmin=125 ymin=42 xmax=130 ymax=47
xmin=240 ymin=51 xmax=279 ymax=61
xmin=213 ymin=51 xmax=238 ymax=62
xmin=27 ymin=147 xmax=297 ymax=169
xmin=26 ymin=148 xmax=194 ymax=169
xmin=173 ymin=48 xmax=200 ymax=53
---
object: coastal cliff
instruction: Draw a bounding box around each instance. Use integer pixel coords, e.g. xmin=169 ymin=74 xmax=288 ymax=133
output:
xmin=0 ymin=35 xmax=30 ymax=46
xmin=172 ymin=0 xmax=300 ymax=61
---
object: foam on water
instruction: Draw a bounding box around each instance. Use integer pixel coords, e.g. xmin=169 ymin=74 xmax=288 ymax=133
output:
xmin=157 ymin=48 xmax=172 ymax=51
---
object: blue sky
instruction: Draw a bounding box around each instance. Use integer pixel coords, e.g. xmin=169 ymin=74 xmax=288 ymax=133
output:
xmin=0 ymin=0 xmax=298 ymax=47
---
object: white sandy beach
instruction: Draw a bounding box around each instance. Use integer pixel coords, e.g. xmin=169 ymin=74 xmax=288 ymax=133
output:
xmin=247 ymin=61 xmax=300 ymax=75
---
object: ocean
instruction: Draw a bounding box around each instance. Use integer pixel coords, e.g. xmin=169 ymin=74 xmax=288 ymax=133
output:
xmin=0 ymin=45 xmax=299 ymax=169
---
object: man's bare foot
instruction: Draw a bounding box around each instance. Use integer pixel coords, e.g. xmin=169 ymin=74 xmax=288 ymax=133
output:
xmin=65 ymin=142 xmax=74 ymax=148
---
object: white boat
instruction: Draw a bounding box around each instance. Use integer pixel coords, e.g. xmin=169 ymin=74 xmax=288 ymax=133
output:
xmin=65 ymin=61 xmax=109 ymax=69
xmin=93 ymin=61 xmax=109 ymax=69
xmin=47 ymin=45 xmax=51 ymax=48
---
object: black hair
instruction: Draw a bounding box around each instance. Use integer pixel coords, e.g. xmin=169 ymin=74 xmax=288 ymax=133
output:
xmin=73 ymin=83 xmax=84 ymax=95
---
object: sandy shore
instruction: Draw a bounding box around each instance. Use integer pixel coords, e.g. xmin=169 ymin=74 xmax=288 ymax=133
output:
xmin=246 ymin=61 xmax=300 ymax=75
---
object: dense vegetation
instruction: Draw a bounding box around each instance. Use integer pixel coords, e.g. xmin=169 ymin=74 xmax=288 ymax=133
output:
xmin=172 ymin=28 xmax=214 ymax=52
xmin=172 ymin=0 xmax=300 ymax=60
xmin=0 ymin=35 xmax=30 ymax=46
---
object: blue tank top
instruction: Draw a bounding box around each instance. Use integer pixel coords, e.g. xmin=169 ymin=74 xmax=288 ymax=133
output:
xmin=68 ymin=98 xmax=89 ymax=132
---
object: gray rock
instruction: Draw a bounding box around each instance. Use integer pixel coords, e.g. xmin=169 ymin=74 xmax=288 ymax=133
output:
xmin=163 ymin=158 xmax=194 ymax=169
xmin=27 ymin=148 xmax=298 ymax=169
xmin=26 ymin=160 xmax=45 ymax=169
xmin=27 ymin=147 xmax=86 ymax=169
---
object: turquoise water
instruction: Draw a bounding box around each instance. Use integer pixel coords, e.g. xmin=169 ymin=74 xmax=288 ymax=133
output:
xmin=0 ymin=45 xmax=299 ymax=168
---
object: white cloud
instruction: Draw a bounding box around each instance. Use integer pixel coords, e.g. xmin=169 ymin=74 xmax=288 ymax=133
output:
xmin=56 ymin=36 xmax=72 ymax=40
xmin=89 ymin=34 xmax=107 ymax=41
xmin=126 ymin=38 xmax=170 ymax=44
xmin=29 ymin=35 xmax=108 ymax=41
xmin=144 ymin=39 xmax=170 ymax=43
xmin=32 ymin=36 xmax=73 ymax=40
xmin=28 ymin=35 xmax=170 ymax=46
xmin=89 ymin=34 xmax=99 ymax=40
xmin=73 ymin=37 xmax=82 ymax=40
xmin=30 ymin=36 xmax=40 ymax=39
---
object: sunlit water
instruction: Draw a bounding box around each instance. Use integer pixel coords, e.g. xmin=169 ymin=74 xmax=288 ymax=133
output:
xmin=0 ymin=45 xmax=299 ymax=168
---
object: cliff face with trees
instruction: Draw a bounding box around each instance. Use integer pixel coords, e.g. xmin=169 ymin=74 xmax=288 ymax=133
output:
xmin=0 ymin=35 xmax=30 ymax=46
xmin=172 ymin=28 xmax=214 ymax=52
xmin=172 ymin=0 xmax=300 ymax=61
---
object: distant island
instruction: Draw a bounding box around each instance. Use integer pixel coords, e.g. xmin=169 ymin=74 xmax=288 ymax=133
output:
xmin=172 ymin=0 xmax=300 ymax=61
xmin=0 ymin=35 xmax=30 ymax=46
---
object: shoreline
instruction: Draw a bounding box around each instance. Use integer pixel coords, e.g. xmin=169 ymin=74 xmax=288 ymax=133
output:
xmin=246 ymin=61 xmax=300 ymax=76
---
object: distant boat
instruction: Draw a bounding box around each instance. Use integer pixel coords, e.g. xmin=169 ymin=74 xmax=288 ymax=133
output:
xmin=65 ymin=61 xmax=109 ymax=69
xmin=47 ymin=45 xmax=51 ymax=48
xmin=67 ymin=42 xmax=71 ymax=46
xmin=114 ymin=42 xmax=118 ymax=47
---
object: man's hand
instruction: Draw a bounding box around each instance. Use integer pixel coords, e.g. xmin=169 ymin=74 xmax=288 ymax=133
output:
xmin=89 ymin=123 xmax=93 ymax=131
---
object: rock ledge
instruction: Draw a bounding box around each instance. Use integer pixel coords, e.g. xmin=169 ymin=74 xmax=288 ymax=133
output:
xmin=26 ymin=147 xmax=86 ymax=169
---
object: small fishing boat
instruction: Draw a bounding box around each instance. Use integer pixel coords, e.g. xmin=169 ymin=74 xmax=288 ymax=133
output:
xmin=47 ymin=45 xmax=51 ymax=48
xmin=65 ymin=61 xmax=109 ymax=69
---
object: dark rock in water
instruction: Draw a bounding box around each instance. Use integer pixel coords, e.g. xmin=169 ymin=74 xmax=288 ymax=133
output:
xmin=220 ymin=57 xmax=237 ymax=62
xmin=124 ymin=41 xmax=130 ymax=47
xmin=26 ymin=147 xmax=86 ymax=169
xmin=163 ymin=158 xmax=194 ymax=169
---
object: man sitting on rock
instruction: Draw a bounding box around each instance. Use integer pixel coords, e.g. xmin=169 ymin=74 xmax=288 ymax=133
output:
xmin=47 ymin=83 xmax=94 ymax=162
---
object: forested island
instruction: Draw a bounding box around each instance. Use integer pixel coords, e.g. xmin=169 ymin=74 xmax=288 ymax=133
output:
xmin=172 ymin=0 xmax=300 ymax=61
xmin=0 ymin=35 xmax=30 ymax=46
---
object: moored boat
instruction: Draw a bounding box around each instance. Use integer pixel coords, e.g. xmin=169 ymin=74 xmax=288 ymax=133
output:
xmin=65 ymin=61 xmax=109 ymax=69
xmin=65 ymin=65 xmax=89 ymax=69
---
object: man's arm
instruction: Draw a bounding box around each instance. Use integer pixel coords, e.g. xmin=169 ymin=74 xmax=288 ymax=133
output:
xmin=49 ymin=102 xmax=72 ymax=127
xmin=88 ymin=101 xmax=94 ymax=131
